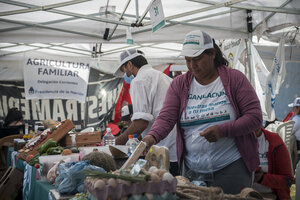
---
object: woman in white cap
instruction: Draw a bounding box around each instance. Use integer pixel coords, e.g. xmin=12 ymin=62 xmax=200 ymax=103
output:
xmin=289 ymin=97 xmax=300 ymax=150
xmin=142 ymin=30 xmax=262 ymax=194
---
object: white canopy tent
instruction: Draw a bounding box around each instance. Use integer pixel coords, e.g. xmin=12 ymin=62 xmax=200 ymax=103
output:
xmin=0 ymin=0 xmax=299 ymax=61
xmin=0 ymin=0 xmax=299 ymax=122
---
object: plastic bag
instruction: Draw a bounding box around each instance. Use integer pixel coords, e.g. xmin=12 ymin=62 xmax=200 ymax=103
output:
xmin=56 ymin=161 xmax=106 ymax=195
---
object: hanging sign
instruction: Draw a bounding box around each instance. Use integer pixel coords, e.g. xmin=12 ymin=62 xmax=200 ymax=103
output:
xmin=23 ymin=54 xmax=90 ymax=103
xmin=149 ymin=0 xmax=166 ymax=33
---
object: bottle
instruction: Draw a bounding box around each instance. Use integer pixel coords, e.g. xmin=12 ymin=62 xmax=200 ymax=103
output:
xmin=24 ymin=122 xmax=29 ymax=135
xmin=133 ymin=134 xmax=140 ymax=144
xmin=103 ymin=128 xmax=115 ymax=146
xmin=125 ymin=135 xmax=138 ymax=156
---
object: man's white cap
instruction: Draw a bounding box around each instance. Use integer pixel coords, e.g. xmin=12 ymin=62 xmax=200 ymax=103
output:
xmin=288 ymin=97 xmax=300 ymax=107
xmin=180 ymin=30 xmax=214 ymax=57
xmin=113 ymin=48 xmax=144 ymax=77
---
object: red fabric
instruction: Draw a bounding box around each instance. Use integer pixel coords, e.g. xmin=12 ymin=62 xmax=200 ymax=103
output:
xmin=283 ymin=112 xmax=293 ymax=122
xmin=104 ymin=123 xmax=120 ymax=136
xmin=163 ymin=64 xmax=172 ymax=76
xmin=113 ymin=82 xmax=132 ymax=123
xmin=260 ymin=128 xmax=294 ymax=200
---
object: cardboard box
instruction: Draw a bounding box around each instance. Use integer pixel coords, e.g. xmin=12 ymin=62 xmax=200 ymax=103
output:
xmin=65 ymin=131 xmax=102 ymax=147
xmin=18 ymin=119 xmax=74 ymax=160
xmin=0 ymin=167 xmax=24 ymax=200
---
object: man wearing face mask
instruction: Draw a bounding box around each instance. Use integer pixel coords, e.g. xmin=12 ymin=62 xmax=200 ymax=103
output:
xmin=113 ymin=48 xmax=178 ymax=175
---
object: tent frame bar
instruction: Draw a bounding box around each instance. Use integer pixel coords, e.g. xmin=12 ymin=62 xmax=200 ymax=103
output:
xmin=189 ymin=0 xmax=300 ymax=15
xmin=151 ymin=0 xmax=246 ymax=23
xmin=0 ymin=0 xmax=91 ymax=16
xmin=254 ymin=0 xmax=293 ymax=31
xmin=0 ymin=18 xmax=103 ymax=39
xmin=107 ymin=0 xmax=131 ymax=41
xmin=0 ymin=13 xmax=99 ymax=33
xmin=0 ymin=0 xmax=133 ymax=26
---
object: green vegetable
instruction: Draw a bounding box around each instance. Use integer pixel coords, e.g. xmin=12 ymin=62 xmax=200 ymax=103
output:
xmin=69 ymin=147 xmax=79 ymax=153
xmin=46 ymin=146 xmax=64 ymax=155
xmin=82 ymin=170 xmax=150 ymax=183
xmin=38 ymin=138 xmax=57 ymax=154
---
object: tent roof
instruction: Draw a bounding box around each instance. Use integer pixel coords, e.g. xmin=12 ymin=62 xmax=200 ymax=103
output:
xmin=0 ymin=0 xmax=299 ymax=60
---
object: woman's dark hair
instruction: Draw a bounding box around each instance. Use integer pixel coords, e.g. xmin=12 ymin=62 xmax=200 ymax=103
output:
xmin=4 ymin=108 xmax=23 ymax=127
xmin=203 ymin=40 xmax=228 ymax=67
xmin=124 ymin=50 xmax=148 ymax=68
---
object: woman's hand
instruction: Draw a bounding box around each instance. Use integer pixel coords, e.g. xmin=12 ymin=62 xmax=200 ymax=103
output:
xmin=200 ymin=125 xmax=221 ymax=142
xmin=254 ymin=168 xmax=264 ymax=183
xmin=141 ymin=135 xmax=156 ymax=156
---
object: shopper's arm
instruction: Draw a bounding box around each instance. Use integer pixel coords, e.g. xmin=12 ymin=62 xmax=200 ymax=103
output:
xmin=260 ymin=143 xmax=294 ymax=189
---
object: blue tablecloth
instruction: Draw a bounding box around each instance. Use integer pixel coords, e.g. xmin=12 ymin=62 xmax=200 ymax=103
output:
xmin=6 ymin=148 xmax=53 ymax=200
xmin=34 ymin=180 xmax=56 ymax=200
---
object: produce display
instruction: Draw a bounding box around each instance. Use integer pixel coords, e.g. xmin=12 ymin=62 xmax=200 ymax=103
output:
xmin=17 ymin=119 xmax=74 ymax=160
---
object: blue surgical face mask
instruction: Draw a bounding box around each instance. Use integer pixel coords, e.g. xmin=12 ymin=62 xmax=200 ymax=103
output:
xmin=124 ymin=74 xmax=134 ymax=84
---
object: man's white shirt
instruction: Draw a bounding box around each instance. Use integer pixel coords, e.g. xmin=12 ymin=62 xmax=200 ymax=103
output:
xmin=130 ymin=64 xmax=177 ymax=162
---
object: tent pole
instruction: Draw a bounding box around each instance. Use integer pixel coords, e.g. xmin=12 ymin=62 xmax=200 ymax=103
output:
xmin=246 ymin=10 xmax=254 ymax=87
xmin=135 ymin=0 xmax=139 ymax=22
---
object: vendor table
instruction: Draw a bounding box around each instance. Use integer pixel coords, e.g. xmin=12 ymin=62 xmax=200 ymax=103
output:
xmin=34 ymin=180 xmax=56 ymax=200
xmin=7 ymin=147 xmax=55 ymax=200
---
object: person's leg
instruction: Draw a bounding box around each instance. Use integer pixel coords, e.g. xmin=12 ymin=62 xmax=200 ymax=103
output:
xmin=207 ymin=158 xmax=252 ymax=194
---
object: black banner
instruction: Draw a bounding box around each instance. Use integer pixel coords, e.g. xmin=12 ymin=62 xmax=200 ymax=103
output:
xmin=0 ymin=68 xmax=123 ymax=132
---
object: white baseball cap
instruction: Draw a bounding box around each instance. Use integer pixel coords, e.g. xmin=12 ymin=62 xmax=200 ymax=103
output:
xmin=114 ymin=48 xmax=145 ymax=77
xmin=288 ymin=97 xmax=300 ymax=107
xmin=180 ymin=30 xmax=214 ymax=57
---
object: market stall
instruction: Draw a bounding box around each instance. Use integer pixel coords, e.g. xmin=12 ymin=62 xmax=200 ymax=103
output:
xmin=1 ymin=118 xmax=265 ymax=200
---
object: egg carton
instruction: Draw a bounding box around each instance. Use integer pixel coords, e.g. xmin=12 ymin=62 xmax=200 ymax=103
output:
xmin=85 ymin=178 xmax=177 ymax=200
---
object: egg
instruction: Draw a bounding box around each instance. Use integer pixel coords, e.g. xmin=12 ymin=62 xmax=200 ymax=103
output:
xmin=156 ymin=169 xmax=168 ymax=178
xmin=94 ymin=179 xmax=106 ymax=190
xmin=107 ymin=178 xmax=118 ymax=188
xmin=162 ymin=172 xmax=174 ymax=183
xmin=150 ymin=173 xmax=160 ymax=182
xmin=118 ymin=179 xmax=131 ymax=186
xmin=148 ymin=166 xmax=158 ymax=173
xmin=145 ymin=193 xmax=154 ymax=200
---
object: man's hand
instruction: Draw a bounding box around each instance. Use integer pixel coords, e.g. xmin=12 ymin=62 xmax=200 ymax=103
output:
xmin=200 ymin=125 xmax=221 ymax=142
xmin=141 ymin=135 xmax=156 ymax=156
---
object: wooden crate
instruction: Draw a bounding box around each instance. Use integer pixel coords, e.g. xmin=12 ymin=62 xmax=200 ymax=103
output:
xmin=18 ymin=119 xmax=74 ymax=160
xmin=65 ymin=131 xmax=101 ymax=147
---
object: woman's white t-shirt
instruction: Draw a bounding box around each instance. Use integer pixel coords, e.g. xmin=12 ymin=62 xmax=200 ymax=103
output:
xmin=180 ymin=77 xmax=240 ymax=173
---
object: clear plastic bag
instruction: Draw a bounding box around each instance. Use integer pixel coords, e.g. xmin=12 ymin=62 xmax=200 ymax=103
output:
xmin=185 ymin=129 xmax=214 ymax=186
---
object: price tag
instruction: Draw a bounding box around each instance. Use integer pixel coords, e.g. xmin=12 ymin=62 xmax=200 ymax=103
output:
xmin=149 ymin=0 xmax=165 ymax=33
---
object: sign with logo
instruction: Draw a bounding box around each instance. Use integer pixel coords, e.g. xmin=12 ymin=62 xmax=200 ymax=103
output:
xmin=0 ymin=68 xmax=123 ymax=131
xmin=149 ymin=0 xmax=166 ymax=33
xmin=222 ymin=39 xmax=246 ymax=74
xmin=23 ymin=55 xmax=90 ymax=103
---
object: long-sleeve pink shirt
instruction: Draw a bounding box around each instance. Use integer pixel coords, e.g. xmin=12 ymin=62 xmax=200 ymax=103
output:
xmin=148 ymin=65 xmax=262 ymax=172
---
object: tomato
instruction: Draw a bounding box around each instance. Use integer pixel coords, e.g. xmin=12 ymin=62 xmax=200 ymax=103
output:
xmin=26 ymin=154 xmax=34 ymax=163
xmin=34 ymin=163 xmax=40 ymax=169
